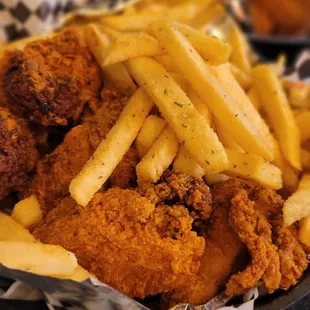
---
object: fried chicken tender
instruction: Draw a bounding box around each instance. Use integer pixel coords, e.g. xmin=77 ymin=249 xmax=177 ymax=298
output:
xmin=33 ymin=188 xmax=205 ymax=298
xmin=139 ymin=170 xmax=212 ymax=220
xmin=24 ymin=89 xmax=139 ymax=212
xmin=169 ymin=204 xmax=246 ymax=306
xmin=227 ymin=190 xmax=281 ymax=295
xmin=3 ymin=27 xmax=102 ymax=126
xmin=211 ymin=178 xmax=308 ymax=296
xmin=0 ymin=108 xmax=38 ymax=200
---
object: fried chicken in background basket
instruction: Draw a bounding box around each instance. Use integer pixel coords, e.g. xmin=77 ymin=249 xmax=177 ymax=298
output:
xmin=0 ymin=1 xmax=309 ymax=309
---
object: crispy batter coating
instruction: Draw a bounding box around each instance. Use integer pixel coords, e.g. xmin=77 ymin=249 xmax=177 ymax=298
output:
xmin=33 ymin=188 xmax=205 ymax=298
xmin=24 ymin=89 xmax=138 ymax=212
xmin=211 ymin=178 xmax=308 ymax=296
xmin=169 ymin=204 xmax=245 ymax=306
xmin=227 ymin=190 xmax=281 ymax=295
xmin=0 ymin=108 xmax=38 ymax=199
xmin=3 ymin=27 xmax=102 ymax=126
xmin=139 ymin=170 xmax=212 ymax=220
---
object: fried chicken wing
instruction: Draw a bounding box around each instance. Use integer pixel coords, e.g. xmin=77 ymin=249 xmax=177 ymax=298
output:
xmin=211 ymin=178 xmax=308 ymax=296
xmin=0 ymin=108 xmax=38 ymax=200
xmin=3 ymin=27 xmax=102 ymax=126
xmin=169 ymin=204 xmax=246 ymax=306
xmin=24 ymin=88 xmax=138 ymax=212
xmin=139 ymin=170 xmax=212 ymax=221
xmin=33 ymin=188 xmax=205 ymax=298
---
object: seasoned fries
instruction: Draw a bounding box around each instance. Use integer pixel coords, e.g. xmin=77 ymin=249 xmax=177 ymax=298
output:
xmin=136 ymin=126 xmax=179 ymax=182
xmin=151 ymin=21 xmax=273 ymax=160
xmin=0 ymin=242 xmax=77 ymax=277
xmin=12 ymin=195 xmax=42 ymax=230
xmin=284 ymin=174 xmax=310 ymax=226
xmin=227 ymin=25 xmax=251 ymax=74
xmin=230 ymin=63 xmax=252 ymax=90
xmin=299 ymin=215 xmax=310 ymax=247
xmin=127 ymin=56 xmax=228 ymax=172
xmin=0 ymin=213 xmax=37 ymax=243
xmin=253 ymin=65 xmax=301 ymax=170
xmin=173 ymin=147 xmax=205 ymax=178
xmin=247 ymin=87 xmax=261 ymax=110
xmin=135 ymin=115 xmax=166 ymax=158
xmin=173 ymin=22 xmax=231 ymax=65
xmin=70 ymin=88 xmax=153 ymax=206
xmin=212 ymin=63 xmax=275 ymax=160
xmin=103 ymin=32 xmax=164 ymax=66
xmin=295 ymin=111 xmax=310 ymax=142
xmin=225 ymin=149 xmax=282 ymax=190
xmin=86 ymin=24 xmax=136 ymax=94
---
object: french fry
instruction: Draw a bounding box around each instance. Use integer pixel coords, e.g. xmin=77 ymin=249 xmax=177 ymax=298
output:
xmin=284 ymin=81 xmax=310 ymax=109
xmin=12 ymin=195 xmax=42 ymax=230
xmin=153 ymin=55 xmax=179 ymax=73
xmin=301 ymin=149 xmax=310 ymax=170
xmin=97 ymin=24 xmax=122 ymax=40
xmin=99 ymin=2 xmax=199 ymax=31
xmin=247 ymin=87 xmax=261 ymax=110
xmin=85 ymin=24 xmax=136 ymax=95
xmin=186 ymin=88 xmax=212 ymax=125
xmin=174 ymin=22 xmax=231 ymax=65
xmin=127 ymin=56 xmax=228 ymax=173
xmin=103 ymin=32 xmax=164 ymax=66
xmin=299 ymin=215 xmax=310 ymax=247
xmin=213 ymin=63 xmax=275 ymax=160
xmin=253 ymin=65 xmax=301 ymax=170
xmin=284 ymin=174 xmax=310 ymax=226
xmin=216 ymin=125 xmax=244 ymax=152
xmin=70 ymin=88 xmax=153 ymax=206
xmin=273 ymin=140 xmax=299 ymax=192
xmin=151 ymin=21 xmax=273 ymax=160
xmin=228 ymin=25 xmax=251 ymax=74
xmin=230 ymin=63 xmax=252 ymax=90
xmin=135 ymin=115 xmax=166 ymax=158
xmin=225 ymin=148 xmax=282 ymax=190
xmin=295 ymin=111 xmax=310 ymax=141
xmin=173 ymin=146 xmax=205 ymax=178
xmin=191 ymin=4 xmax=225 ymax=31
xmin=205 ymin=173 xmax=230 ymax=184
xmin=0 ymin=213 xmax=37 ymax=243
xmin=136 ymin=126 xmax=179 ymax=182
xmin=0 ymin=242 xmax=77 ymax=277
xmin=57 ymin=265 xmax=91 ymax=282
xmin=270 ymin=54 xmax=286 ymax=77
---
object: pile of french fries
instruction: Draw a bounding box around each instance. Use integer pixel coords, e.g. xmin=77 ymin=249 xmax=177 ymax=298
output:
xmin=69 ymin=0 xmax=310 ymax=245
xmin=1 ymin=0 xmax=310 ymax=280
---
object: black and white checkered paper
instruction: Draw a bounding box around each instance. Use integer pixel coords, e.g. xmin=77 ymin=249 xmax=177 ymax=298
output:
xmin=0 ymin=0 xmax=134 ymax=43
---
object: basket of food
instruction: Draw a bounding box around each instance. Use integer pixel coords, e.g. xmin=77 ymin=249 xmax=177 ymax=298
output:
xmin=0 ymin=1 xmax=310 ymax=310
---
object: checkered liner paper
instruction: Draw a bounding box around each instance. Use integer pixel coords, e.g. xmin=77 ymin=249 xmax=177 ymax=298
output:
xmin=0 ymin=0 xmax=134 ymax=43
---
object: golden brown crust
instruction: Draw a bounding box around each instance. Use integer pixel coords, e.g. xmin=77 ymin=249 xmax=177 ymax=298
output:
xmin=0 ymin=107 xmax=38 ymax=199
xmin=3 ymin=27 xmax=102 ymax=126
xmin=33 ymin=188 xmax=205 ymax=298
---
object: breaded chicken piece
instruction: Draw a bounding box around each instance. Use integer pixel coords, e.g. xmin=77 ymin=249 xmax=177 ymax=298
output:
xmin=253 ymin=189 xmax=308 ymax=289
xmin=211 ymin=178 xmax=308 ymax=295
xmin=169 ymin=204 xmax=246 ymax=306
xmin=3 ymin=27 xmax=102 ymax=126
xmin=227 ymin=190 xmax=281 ymax=295
xmin=139 ymin=170 xmax=212 ymax=220
xmin=0 ymin=108 xmax=38 ymax=199
xmin=33 ymin=188 xmax=205 ymax=298
xmin=24 ymin=89 xmax=139 ymax=212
